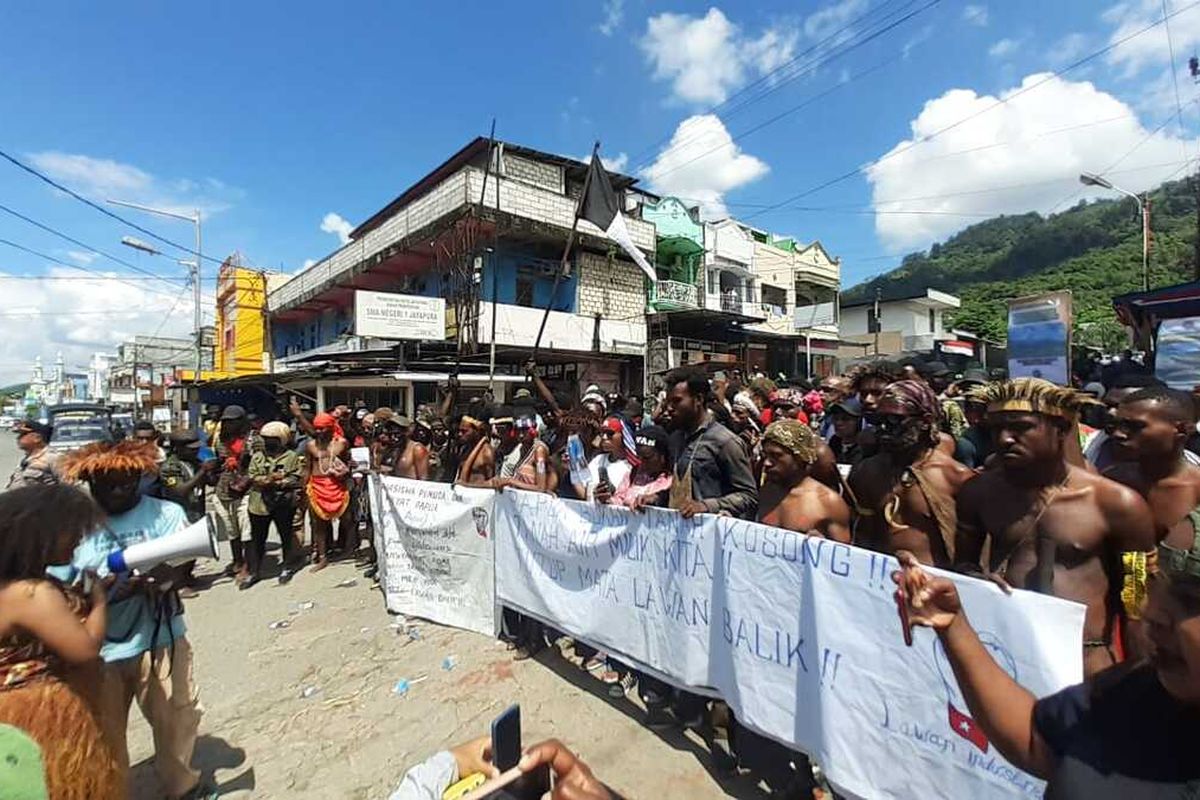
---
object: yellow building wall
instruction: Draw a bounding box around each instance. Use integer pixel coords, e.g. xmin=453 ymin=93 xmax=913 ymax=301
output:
xmin=214 ymin=265 xmax=269 ymax=377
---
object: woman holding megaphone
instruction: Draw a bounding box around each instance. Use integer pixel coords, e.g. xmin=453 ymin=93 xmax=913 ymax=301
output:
xmin=0 ymin=483 xmax=123 ymax=798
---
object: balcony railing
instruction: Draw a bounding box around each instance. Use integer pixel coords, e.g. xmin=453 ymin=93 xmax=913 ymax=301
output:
xmin=651 ymin=279 xmax=699 ymax=308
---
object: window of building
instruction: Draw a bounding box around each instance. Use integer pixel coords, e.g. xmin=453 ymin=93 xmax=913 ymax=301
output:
xmin=929 ymin=308 xmax=937 ymax=333
xmin=515 ymin=276 xmax=535 ymax=307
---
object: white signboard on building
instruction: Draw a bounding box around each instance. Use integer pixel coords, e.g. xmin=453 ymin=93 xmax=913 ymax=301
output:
xmin=354 ymin=290 xmax=445 ymax=341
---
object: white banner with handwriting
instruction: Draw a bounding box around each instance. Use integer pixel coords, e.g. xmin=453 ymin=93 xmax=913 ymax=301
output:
xmin=368 ymin=475 xmax=497 ymax=636
xmin=493 ymin=490 xmax=1085 ymax=800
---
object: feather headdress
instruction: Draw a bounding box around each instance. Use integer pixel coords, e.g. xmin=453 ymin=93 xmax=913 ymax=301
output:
xmin=62 ymin=440 xmax=160 ymax=481
xmin=968 ymin=378 xmax=1098 ymax=422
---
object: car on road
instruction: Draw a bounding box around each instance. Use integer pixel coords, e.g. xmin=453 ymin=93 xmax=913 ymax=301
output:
xmin=46 ymin=403 xmax=115 ymax=454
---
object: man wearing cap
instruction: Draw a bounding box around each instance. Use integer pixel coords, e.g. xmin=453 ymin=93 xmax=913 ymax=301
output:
xmin=826 ymin=396 xmax=865 ymax=470
xmin=955 ymin=379 xmax=1156 ymax=677
xmin=210 ymin=405 xmax=254 ymax=584
xmin=246 ymin=421 xmax=303 ymax=586
xmin=7 ymin=419 xmax=59 ymax=489
xmin=159 ymin=432 xmax=213 ymax=521
xmin=158 ymin=430 xmax=216 ymax=598
xmin=816 ymin=376 xmax=851 ymax=439
xmin=922 ymin=361 xmax=967 ymax=438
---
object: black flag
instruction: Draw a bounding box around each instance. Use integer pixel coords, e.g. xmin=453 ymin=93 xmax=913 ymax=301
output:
xmin=578 ymin=154 xmax=657 ymax=283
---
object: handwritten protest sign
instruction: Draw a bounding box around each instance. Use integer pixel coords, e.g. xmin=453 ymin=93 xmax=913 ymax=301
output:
xmin=368 ymin=475 xmax=497 ymax=636
xmin=493 ymin=490 xmax=1086 ymax=800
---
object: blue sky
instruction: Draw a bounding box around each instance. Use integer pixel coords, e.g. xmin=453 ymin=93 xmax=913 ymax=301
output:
xmin=2 ymin=0 xmax=1199 ymax=381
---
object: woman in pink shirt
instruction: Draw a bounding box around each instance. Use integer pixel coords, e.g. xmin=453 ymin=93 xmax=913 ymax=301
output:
xmin=609 ymin=425 xmax=673 ymax=510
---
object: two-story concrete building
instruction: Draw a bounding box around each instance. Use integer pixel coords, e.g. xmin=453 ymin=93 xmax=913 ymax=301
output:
xmin=638 ymin=196 xmax=843 ymax=378
xmin=265 ymin=138 xmax=654 ymax=413
xmin=839 ymin=288 xmax=961 ymax=356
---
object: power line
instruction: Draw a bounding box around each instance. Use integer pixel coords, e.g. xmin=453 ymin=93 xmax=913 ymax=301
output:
xmin=629 ymin=0 xmax=941 ymax=176
xmin=1162 ymin=0 xmax=1189 ymax=158
xmin=0 ymin=203 xmax=186 ymax=295
xmin=0 ymin=148 xmax=225 ymax=265
xmin=742 ymin=0 xmax=1200 ymax=222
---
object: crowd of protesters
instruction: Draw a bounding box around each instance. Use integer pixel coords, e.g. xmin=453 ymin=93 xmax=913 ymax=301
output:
xmin=1 ymin=351 xmax=1199 ymax=798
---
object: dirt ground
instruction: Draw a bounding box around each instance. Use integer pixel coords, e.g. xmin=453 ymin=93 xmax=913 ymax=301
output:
xmin=123 ymin=543 xmax=769 ymax=800
xmin=0 ymin=439 xmax=762 ymax=799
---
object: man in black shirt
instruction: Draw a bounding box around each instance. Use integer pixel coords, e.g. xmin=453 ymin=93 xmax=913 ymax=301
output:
xmin=662 ymin=366 xmax=758 ymax=521
xmin=894 ymin=527 xmax=1200 ymax=797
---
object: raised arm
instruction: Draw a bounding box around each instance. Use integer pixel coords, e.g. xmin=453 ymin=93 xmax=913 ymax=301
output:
xmin=290 ymin=398 xmax=316 ymax=437
xmin=437 ymin=377 xmax=458 ymax=420
xmin=894 ymin=553 xmax=1056 ymax=779
xmin=523 ymin=361 xmax=561 ymax=416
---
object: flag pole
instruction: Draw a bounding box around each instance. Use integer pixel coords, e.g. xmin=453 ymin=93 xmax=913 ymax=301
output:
xmin=532 ymin=141 xmax=599 ymax=361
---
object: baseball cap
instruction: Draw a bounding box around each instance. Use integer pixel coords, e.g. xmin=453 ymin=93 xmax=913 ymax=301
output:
xmin=168 ymin=430 xmax=200 ymax=448
xmin=220 ymin=405 xmax=247 ymax=421
xmin=15 ymin=419 xmax=52 ymax=440
xmin=830 ymin=397 xmax=863 ymax=417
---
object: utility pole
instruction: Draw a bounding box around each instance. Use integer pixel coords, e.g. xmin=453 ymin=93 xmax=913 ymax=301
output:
xmin=1142 ymin=196 xmax=1152 ymax=292
xmin=108 ymin=199 xmax=203 ymax=425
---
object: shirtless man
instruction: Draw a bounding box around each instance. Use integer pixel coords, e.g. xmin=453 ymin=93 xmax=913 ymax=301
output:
xmin=849 ymin=380 xmax=975 ymax=568
xmin=377 ymin=416 xmax=430 ymax=481
xmin=1104 ymin=386 xmax=1200 ymax=549
xmin=758 ymin=419 xmax=850 ymax=542
xmin=1102 ymin=386 xmax=1200 ymax=644
xmin=955 ymin=378 xmax=1156 ymax=677
xmin=304 ymin=412 xmax=350 ymax=571
xmin=454 ymin=412 xmax=494 ymax=485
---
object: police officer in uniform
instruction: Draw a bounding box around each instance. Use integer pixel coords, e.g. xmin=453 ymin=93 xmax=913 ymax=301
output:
xmin=156 ymin=430 xmax=215 ymax=598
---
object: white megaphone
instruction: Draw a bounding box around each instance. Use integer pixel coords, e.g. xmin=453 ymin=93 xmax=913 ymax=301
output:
xmin=106 ymin=516 xmax=219 ymax=573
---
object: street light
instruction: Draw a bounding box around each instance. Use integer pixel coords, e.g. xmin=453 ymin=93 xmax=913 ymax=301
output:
xmin=120 ymin=236 xmax=161 ymax=256
xmin=107 ymin=199 xmax=203 ymax=423
xmin=1079 ymin=172 xmax=1150 ymax=291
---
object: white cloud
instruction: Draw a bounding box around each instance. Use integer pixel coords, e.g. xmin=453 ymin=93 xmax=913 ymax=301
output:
xmin=1050 ymin=32 xmax=1091 ymax=66
xmin=988 ymin=38 xmax=1021 ymax=58
xmin=641 ymin=114 xmax=769 ymax=218
xmin=320 ymin=212 xmax=354 ymax=245
xmin=1104 ymin=0 xmax=1200 ymax=76
xmin=598 ymin=0 xmax=623 ymax=36
xmin=66 ymin=250 xmax=98 ymax=266
xmin=962 ymin=4 xmax=988 ymax=26
xmin=302 ymin=259 xmax=317 ymax=270
xmin=602 ymin=153 xmax=629 ymax=173
xmin=640 ymin=8 xmax=798 ymax=105
xmin=24 ymin=151 xmax=237 ymax=220
xmin=0 ymin=267 xmax=197 ymax=385
xmin=865 ymin=73 xmax=1200 ymax=250
xmin=804 ymin=0 xmax=868 ymax=40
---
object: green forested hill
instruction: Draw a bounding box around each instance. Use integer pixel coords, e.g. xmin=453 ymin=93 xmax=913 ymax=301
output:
xmin=842 ymin=176 xmax=1200 ymax=350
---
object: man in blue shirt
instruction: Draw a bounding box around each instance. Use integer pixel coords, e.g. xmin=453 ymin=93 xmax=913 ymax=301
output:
xmin=62 ymin=440 xmax=215 ymax=800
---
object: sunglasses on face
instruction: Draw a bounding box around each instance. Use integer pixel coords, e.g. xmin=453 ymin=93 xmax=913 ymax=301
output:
xmin=868 ymin=413 xmax=915 ymax=430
